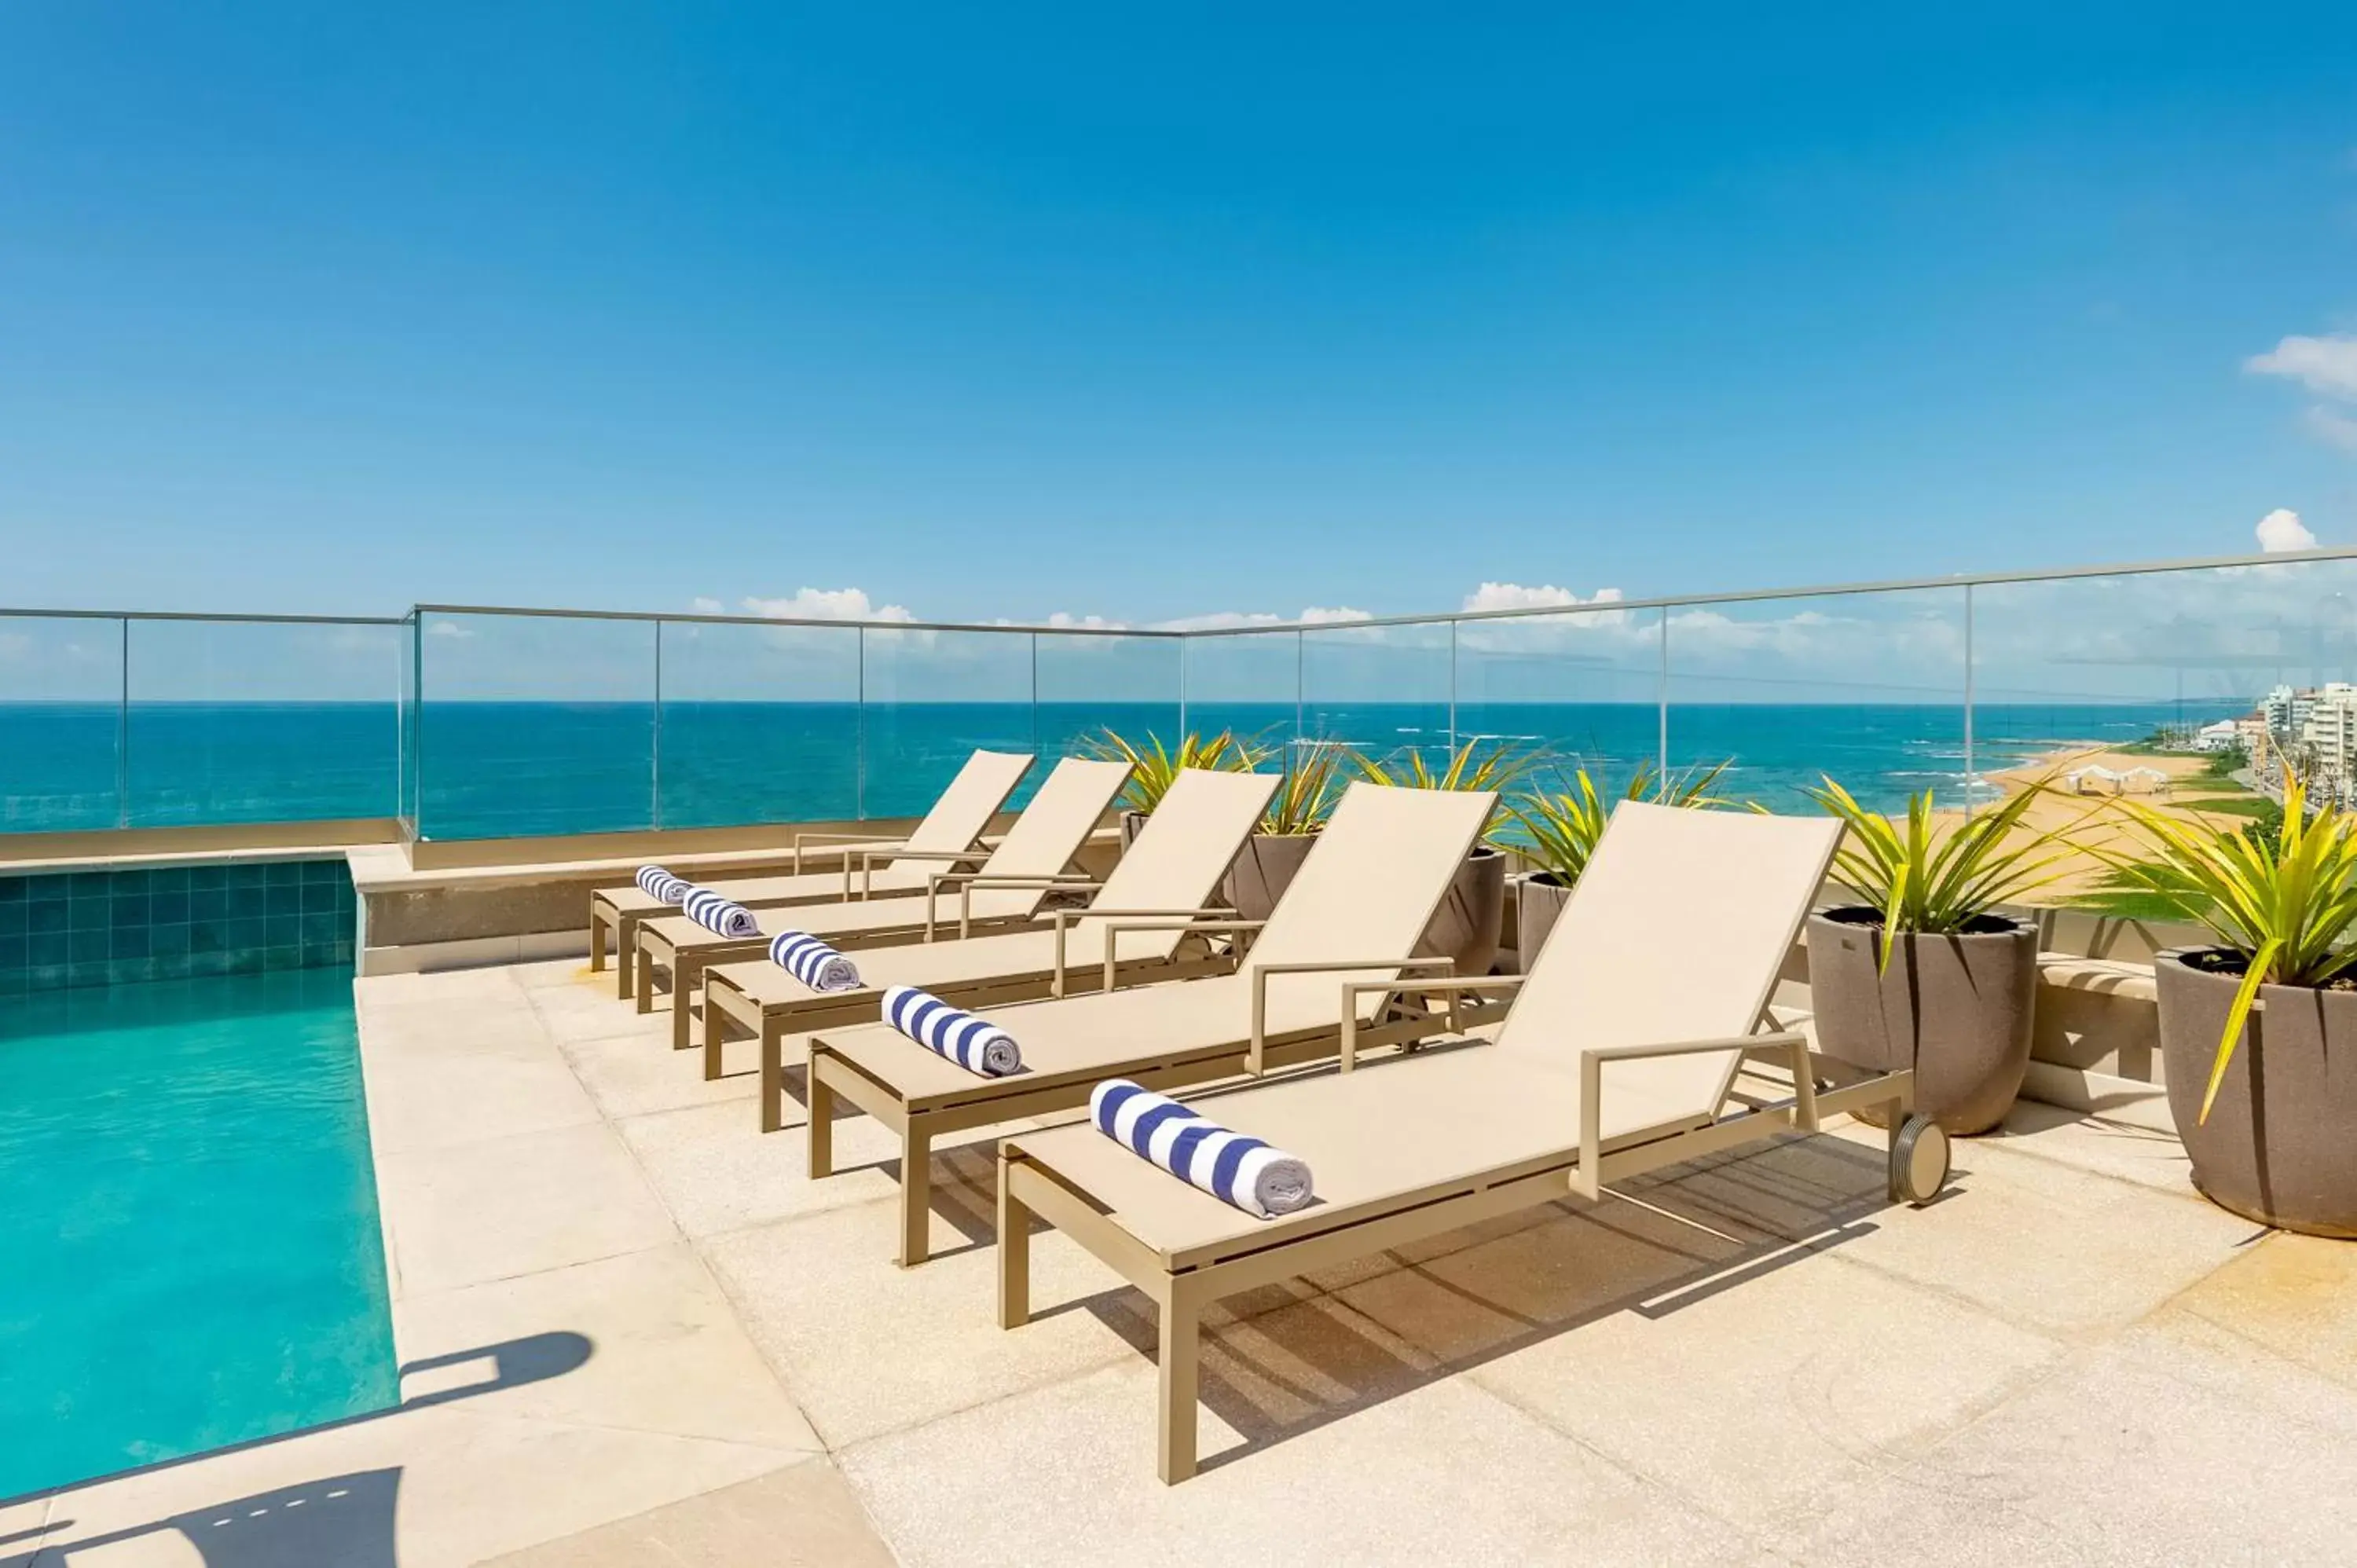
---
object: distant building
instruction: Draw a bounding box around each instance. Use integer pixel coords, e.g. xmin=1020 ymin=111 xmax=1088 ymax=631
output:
xmin=2300 ymin=683 xmax=2357 ymax=803
xmin=2192 ymin=720 xmax=2241 ymax=752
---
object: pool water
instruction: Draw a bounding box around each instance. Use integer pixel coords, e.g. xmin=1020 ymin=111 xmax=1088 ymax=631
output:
xmin=0 ymin=967 xmax=399 ymax=1500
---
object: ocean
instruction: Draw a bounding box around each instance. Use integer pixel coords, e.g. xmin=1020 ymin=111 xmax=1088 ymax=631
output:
xmin=0 ymin=698 xmax=2246 ymax=841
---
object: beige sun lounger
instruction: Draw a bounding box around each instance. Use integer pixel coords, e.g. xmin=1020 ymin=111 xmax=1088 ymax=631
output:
xmin=802 ymin=782 xmax=1500 ymax=1268
xmin=701 ymin=768 xmax=1285 ymax=1130
xmin=636 ymin=757 xmax=1133 ymax=1050
xmin=995 ymin=800 xmax=1949 ymax=1483
xmin=588 ymin=748 xmax=1033 ymax=996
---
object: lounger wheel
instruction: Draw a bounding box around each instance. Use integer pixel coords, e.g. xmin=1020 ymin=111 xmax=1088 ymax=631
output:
xmin=1888 ymin=1115 xmax=1949 ymax=1207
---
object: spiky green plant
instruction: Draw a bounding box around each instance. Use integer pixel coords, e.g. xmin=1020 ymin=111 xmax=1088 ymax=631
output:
xmin=1351 ymin=738 xmax=1537 ymax=835
xmin=1259 ymin=740 xmax=1353 ymax=835
xmin=1805 ymin=775 xmax=2074 ymax=962
xmin=1076 ymin=728 xmax=1268 ymax=815
xmin=1506 ymin=760 xmax=1735 ymax=883
xmin=2081 ymin=768 xmax=2357 ymax=1124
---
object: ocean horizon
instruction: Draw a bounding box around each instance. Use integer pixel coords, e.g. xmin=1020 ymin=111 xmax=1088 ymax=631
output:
xmin=0 ymin=698 xmax=2249 ymax=841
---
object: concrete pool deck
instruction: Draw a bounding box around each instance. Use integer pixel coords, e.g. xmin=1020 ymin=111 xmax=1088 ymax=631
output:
xmin=12 ymin=955 xmax=2357 ymax=1564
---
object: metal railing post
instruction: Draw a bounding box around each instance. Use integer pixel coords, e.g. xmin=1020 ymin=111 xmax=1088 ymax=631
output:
xmin=1963 ymin=584 xmax=1976 ymax=820
xmin=856 ymin=625 xmax=867 ymax=821
xmin=651 ymin=618 xmax=664 ymax=831
xmin=115 ymin=617 xmax=130 ymax=828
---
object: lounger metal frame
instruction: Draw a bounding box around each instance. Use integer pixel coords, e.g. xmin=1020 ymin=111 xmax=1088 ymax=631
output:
xmin=701 ymin=903 xmax=1248 ymax=1133
xmin=997 ymin=971 xmax=1934 ymax=1485
xmin=806 ymin=948 xmax=1503 ymax=1269
xmin=635 ymin=863 xmax=1101 ymax=1051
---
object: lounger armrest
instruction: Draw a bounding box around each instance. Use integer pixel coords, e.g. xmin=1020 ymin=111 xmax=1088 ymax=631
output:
xmin=790 ymin=830 xmax=905 ymax=874
xmin=848 ymin=844 xmax=989 ymax=899
xmin=1336 ymin=975 xmax=1529 ymax=1069
xmin=1570 ymin=1030 xmax=1815 ymax=1200
xmin=1247 ymin=957 xmax=1456 ymax=1075
xmin=1087 ymin=917 xmax=1265 ymax=998
xmin=1043 ymin=907 xmax=1244 ymax=997
xmin=926 ymin=874 xmax=1105 ymax=940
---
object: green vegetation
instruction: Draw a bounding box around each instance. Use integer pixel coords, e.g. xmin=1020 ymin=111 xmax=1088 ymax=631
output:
xmin=1353 ymin=738 xmax=1538 ymax=835
xmin=1076 ymin=728 xmax=1269 ymax=815
xmin=1502 ymin=760 xmax=1733 ymax=884
xmin=1258 ymin=741 xmax=1352 ymax=835
xmin=1806 ymin=775 xmax=2074 ymax=966
xmin=2081 ymin=771 xmax=2357 ymax=1124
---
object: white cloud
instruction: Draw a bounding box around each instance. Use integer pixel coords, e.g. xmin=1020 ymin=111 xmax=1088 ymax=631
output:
xmin=689 ymin=595 xmax=727 ymax=615
xmin=426 ymin=620 xmax=473 ymax=639
xmin=1045 ymin=611 xmax=1127 ymax=630
xmin=1154 ymin=605 xmax=1373 ymax=632
xmin=1460 ymin=581 xmax=1625 ymax=614
xmin=2247 ymin=334 xmax=2357 ymax=400
xmin=737 ymin=587 xmax=915 ymax=623
xmin=2256 ymin=507 xmax=2318 ymax=553
xmin=2304 ymin=405 xmax=2357 ymax=455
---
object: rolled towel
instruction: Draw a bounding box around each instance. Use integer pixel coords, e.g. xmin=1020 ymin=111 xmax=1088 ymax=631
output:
xmin=681 ymin=886 xmax=761 ymax=938
xmin=636 ymin=865 xmax=688 ymax=903
xmin=882 ymin=985 xmax=1022 ymax=1076
xmin=769 ymin=930 xmax=862 ymax=992
xmin=1089 ymin=1079 xmax=1314 ymax=1218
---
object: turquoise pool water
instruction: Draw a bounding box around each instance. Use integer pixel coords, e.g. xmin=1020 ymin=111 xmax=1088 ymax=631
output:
xmin=0 ymin=966 xmax=399 ymax=1500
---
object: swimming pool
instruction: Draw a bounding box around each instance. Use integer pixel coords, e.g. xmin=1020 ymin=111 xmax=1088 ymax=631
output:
xmin=0 ymin=966 xmax=399 ymax=1500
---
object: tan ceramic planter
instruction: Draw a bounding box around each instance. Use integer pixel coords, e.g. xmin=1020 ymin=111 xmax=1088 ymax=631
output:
xmin=2155 ymin=950 xmax=2357 ymax=1238
xmin=1222 ymin=832 xmax=1318 ymax=922
xmin=1414 ymin=846 xmax=1507 ymax=978
xmin=1805 ymin=907 xmax=2037 ymax=1136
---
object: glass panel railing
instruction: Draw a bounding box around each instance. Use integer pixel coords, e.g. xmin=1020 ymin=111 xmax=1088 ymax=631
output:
xmin=123 ymin=619 xmax=404 ymax=827
xmin=654 ymin=619 xmax=861 ymax=829
xmin=1178 ymin=629 xmax=1302 ymax=769
xmin=1453 ymin=603 xmax=1664 ymax=787
xmin=415 ymin=611 xmax=658 ymax=839
xmin=859 ymin=627 xmax=1036 ymax=818
xmin=0 ymin=614 xmax=126 ymax=832
xmin=1301 ymin=621 xmax=1453 ymax=769
xmin=1033 ymin=632 xmax=1183 ymax=766
xmin=1665 ymin=587 xmax=1968 ymax=814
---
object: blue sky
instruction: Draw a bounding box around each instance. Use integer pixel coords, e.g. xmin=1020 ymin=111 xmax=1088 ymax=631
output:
xmin=2 ymin=3 xmax=2355 ymax=627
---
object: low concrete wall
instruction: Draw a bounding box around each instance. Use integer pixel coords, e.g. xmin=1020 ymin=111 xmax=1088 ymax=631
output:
xmin=357 ymin=817 xmax=1127 ymax=974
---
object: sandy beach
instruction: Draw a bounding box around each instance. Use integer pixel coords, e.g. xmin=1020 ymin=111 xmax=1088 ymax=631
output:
xmin=1934 ymin=742 xmax=2267 ymax=904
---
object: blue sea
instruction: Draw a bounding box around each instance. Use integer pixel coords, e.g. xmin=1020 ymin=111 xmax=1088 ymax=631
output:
xmin=0 ymin=699 xmax=2246 ymax=841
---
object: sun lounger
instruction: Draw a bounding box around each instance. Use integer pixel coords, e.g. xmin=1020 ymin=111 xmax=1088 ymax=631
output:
xmin=801 ymin=782 xmax=1500 ymax=1267
xmin=587 ymin=748 xmax=1033 ymax=997
xmin=635 ymin=757 xmax=1133 ymax=1049
xmin=699 ymin=768 xmax=1283 ymax=1130
xmin=995 ymin=800 xmax=1948 ymax=1482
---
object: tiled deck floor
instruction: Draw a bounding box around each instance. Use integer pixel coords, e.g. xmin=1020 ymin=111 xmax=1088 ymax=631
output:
xmin=13 ymin=957 xmax=2357 ymax=1565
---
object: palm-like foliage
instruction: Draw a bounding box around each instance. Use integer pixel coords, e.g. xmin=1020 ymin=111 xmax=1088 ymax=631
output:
xmin=1259 ymin=740 xmax=1352 ymax=835
xmin=1806 ymin=775 xmax=2073 ymax=954
xmin=1506 ymin=760 xmax=1734 ymax=883
xmin=1076 ymin=728 xmax=1268 ymax=815
xmin=1352 ymin=738 xmax=1537 ymax=834
xmin=2086 ymin=769 xmax=2357 ymax=1123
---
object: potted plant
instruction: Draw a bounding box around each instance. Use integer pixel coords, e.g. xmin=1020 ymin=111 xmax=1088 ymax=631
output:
xmin=1505 ymin=760 xmax=1734 ymax=969
xmin=1077 ymin=728 xmax=1266 ymax=844
xmin=1222 ymin=739 xmax=1351 ymax=922
xmin=1354 ymin=738 xmax=1536 ymax=977
xmin=1804 ymin=778 xmax=2063 ymax=1136
xmin=2091 ymin=768 xmax=2357 ymax=1236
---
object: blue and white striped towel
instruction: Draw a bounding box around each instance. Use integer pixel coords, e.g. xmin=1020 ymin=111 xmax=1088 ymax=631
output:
xmin=882 ymin=985 xmax=1022 ymax=1076
xmin=681 ymin=886 xmax=761 ymax=938
xmin=769 ymin=930 xmax=861 ymax=992
xmin=1089 ymin=1079 xmax=1315 ymax=1218
xmin=636 ymin=865 xmax=689 ymax=904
